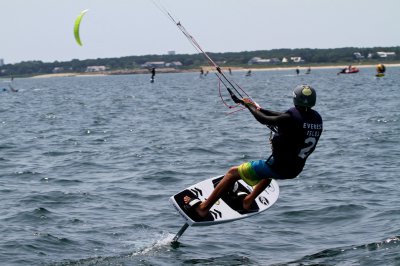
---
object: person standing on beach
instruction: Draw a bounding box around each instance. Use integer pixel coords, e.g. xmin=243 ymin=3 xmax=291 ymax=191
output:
xmin=183 ymin=85 xmax=323 ymax=217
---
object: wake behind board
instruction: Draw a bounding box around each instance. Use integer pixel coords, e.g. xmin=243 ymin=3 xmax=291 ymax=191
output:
xmin=170 ymin=175 xmax=279 ymax=226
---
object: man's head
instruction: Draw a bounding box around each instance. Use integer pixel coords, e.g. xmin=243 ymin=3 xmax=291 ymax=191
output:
xmin=293 ymin=85 xmax=316 ymax=108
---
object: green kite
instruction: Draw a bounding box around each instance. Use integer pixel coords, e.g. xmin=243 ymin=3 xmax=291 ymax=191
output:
xmin=74 ymin=9 xmax=89 ymax=46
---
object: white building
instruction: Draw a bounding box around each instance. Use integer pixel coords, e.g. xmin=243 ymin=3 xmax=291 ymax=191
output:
xmin=290 ymin=57 xmax=304 ymax=63
xmin=0 ymin=59 xmax=4 ymax=66
xmin=141 ymin=61 xmax=165 ymax=68
xmin=165 ymin=61 xmax=183 ymax=67
xmin=376 ymin=52 xmax=396 ymax=58
xmin=353 ymin=52 xmax=364 ymax=60
xmin=52 ymin=67 xmax=64 ymax=73
xmin=248 ymin=57 xmax=271 ymax=65
xmin=86 ymin=66 xmax=107 ymax=72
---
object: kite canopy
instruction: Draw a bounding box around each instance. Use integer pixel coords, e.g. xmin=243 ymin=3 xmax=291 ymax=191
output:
xmin=74 ymin=9 xmax=89 ymax=46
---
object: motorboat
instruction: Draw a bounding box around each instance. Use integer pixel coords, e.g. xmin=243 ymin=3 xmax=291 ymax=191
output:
xmin=338 ymin=66 xmax=359 ymax=74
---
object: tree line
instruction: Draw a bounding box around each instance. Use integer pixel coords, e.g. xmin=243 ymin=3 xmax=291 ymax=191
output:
xmin=1 ymin=46 xmax=399 ymax=77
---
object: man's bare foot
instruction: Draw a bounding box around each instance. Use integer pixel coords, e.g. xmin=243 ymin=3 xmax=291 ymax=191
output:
xmin=183 ymin=196 xmax=209 ymax=218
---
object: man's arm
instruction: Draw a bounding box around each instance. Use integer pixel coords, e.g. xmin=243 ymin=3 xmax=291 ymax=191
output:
xmin=227 ymin=92 xmax=291 ymax=126
xmin=259 ymin=108 xmax=285 ymax=117
xmin=245 ymin=102 xmax=291 ymax=126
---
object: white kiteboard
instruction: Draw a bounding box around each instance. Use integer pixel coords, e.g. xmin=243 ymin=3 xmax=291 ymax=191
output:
xmin=170 ymin=175 xmax=279 ymax=227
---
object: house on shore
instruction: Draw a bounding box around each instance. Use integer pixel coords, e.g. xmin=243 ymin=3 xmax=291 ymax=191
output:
xmin=86 ymin=66 xmax=107 ymax=72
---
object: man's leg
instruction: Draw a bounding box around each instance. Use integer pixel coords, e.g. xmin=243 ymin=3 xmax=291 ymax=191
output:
xmin=183 ymin=166 xmax=241 ymax=217
xmin=242 ymin=178 xmax=271 ymax=209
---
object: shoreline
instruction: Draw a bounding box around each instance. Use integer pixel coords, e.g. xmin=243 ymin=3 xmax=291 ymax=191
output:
xmin=30 ymin=63 xmax=400 ymax=79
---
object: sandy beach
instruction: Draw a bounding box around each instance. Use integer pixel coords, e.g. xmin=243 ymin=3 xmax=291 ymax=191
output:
xmin=30 ymin=63 xmax=400 ymax=79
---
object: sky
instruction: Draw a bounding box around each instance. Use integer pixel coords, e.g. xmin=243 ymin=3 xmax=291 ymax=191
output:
xmin=1 ymin=0 xmax=399 ymax=64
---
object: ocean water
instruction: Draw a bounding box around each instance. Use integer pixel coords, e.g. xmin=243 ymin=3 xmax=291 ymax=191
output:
xmin=0 ymin=67 xmax=399 ymax=266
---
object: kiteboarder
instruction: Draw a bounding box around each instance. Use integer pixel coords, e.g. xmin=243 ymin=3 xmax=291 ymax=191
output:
xmin=184 ymin=85 xmax=323 ymax=218
xmin=150 ymin=67 xmax=156 ymax=83
xmin=9 ymin=75 xmax=18 ymax=92
xmin=9 ymin=84 xmax=18 ymax=92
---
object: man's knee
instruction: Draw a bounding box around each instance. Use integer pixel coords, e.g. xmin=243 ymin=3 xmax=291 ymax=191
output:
xmin=226 ymin=166 xmax=241 ymax=181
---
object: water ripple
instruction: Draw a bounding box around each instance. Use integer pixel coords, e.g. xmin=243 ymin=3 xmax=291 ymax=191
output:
xmin=0 ymin=70 xmax=399 ymax=265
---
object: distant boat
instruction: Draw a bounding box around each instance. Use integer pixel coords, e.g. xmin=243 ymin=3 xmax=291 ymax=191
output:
xmin=337 ymin=66 xmax=359 ymax=75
